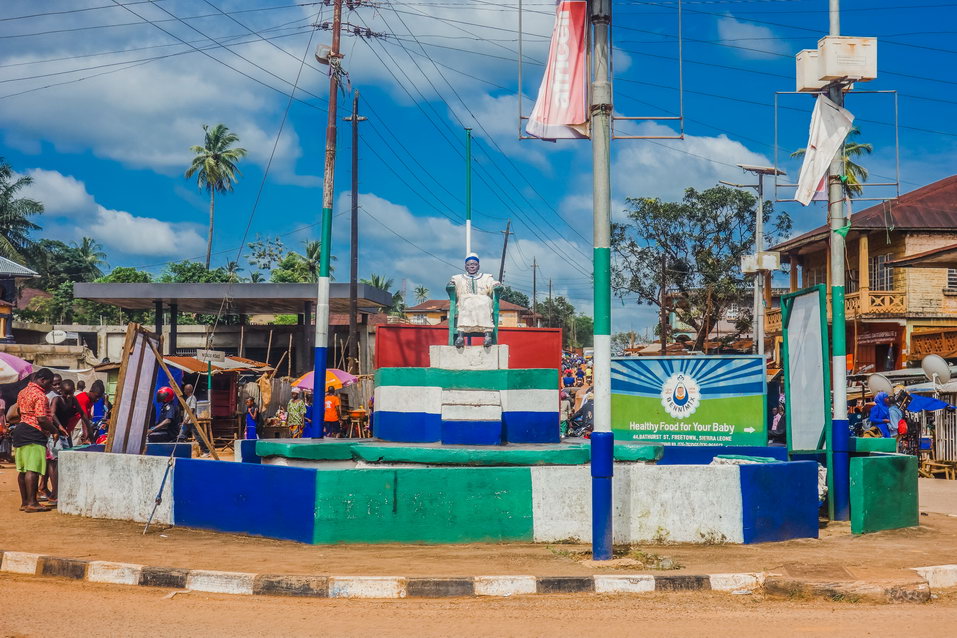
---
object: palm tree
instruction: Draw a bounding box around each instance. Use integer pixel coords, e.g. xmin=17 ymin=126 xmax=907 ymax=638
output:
xmin=225 ymin=260 xmax=242 ymax=282
xmin=361 ymin=273 xmax=394 ymax=292
xmin=184 ymin=124 xmax=247 ymax=268
xmin=791 ymin=127 xmax=872 ymax=197
xmin=249 ymin=271 xmax=265 ymax=283
xmin=0 ymin=159 xmax=42 ymax=261
xmin=414 ymin=285 xmax=430 ymax=305
xmin=72 ymin=237 xmax=107 ymax=279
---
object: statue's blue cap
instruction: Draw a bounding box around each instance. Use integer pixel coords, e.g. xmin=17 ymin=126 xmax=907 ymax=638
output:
xmin=465 ymin=253 xmax=479 ymax=263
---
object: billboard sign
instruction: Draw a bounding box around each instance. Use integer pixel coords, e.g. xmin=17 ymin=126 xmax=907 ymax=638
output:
xmin=611 ymin=355 xmax=767 ymax=446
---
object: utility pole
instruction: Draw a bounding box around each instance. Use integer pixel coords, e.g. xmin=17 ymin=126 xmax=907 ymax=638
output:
xmin=827 ymin=0 xmax=850 ymax=521
xmin=465 ymin=128 xmax=472 ymax=256
xmin=590 ymin=0 xmax=614 ymax=561
xmin=659 ymin=254 xmax=668 ymax=355
xmin=547 ymin=278 xmax=553 ymax=328
xmin=311 ymin=0 xmax=343 ymax=436
xmin=498 ymin=219 xmax=512 ymax=283
xmin=344 ymin=89 xmax=367 ymax=375
xmin=531 ymin=257 xmax=538 ymax=324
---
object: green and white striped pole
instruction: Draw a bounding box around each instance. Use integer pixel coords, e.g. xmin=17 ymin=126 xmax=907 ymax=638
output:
xmin=465 ymin=128 xmax=472 ymax=256
xmin=590 ymin=0 xmax=614 ymax=560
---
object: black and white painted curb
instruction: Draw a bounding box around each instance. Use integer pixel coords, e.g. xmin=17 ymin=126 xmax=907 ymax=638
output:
xmin=2 ymin=550 xmax=954 ymax=599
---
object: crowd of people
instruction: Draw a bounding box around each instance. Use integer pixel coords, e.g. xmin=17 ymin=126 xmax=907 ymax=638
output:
xmin=560 ymin=353 xmax=594 ymax=438
xmin=240 ymin=384 xmax=369 ymax=440
xmin=2 ymin=369 xmax=109 ymax=513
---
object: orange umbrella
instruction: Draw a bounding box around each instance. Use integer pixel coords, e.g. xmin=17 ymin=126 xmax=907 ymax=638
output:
xmin=291 ymin=369 xmax=357 ymax=391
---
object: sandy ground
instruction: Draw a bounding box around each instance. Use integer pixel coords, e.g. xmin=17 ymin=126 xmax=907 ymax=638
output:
xmin=918 ymin=477 xmax=957 ymax=515
xmin=2 ymin=574 xmax=957 ymax=638
xmin=1 ymin=465 xmax=956 ymax=578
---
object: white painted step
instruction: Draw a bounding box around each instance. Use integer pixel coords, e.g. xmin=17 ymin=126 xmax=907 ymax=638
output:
xmin=441 ymin=390 xmax=501 ymax=407
xmin=429 ymin=345 xmax=509 ymax=371
xmin=440 ymin=404 xmax=503 ymax=421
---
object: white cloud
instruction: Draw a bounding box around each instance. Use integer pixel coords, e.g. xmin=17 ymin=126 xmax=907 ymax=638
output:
xmin=716 ymin=14 xmax=789 ymax=59
xmin=21 ymin=168 xmax=206 ymax=257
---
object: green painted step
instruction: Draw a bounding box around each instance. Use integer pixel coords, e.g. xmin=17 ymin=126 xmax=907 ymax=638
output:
xmin=849 ymin=437 xmax=898 ymax=453
xmin=613 ymin=443 xmax=664 ymax=462
xmin=374 ymin=367 xmax=557 ymax=391
xmin=256 ymin=439 xmax=360 ymax=460
xmin=353 ymin=444 xmax=591 ymax=466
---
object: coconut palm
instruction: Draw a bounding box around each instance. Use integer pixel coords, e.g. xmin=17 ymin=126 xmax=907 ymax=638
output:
xmin=361 ymin=273 xmax=394 ymax=292
xmin=0 ymin=159 xmax=42 ymax=262
xmin=72 ymin=237 xmax=107 ymax=279
xmin=791 ymin=127 xmax=872 ymax=197
xmin=225 ymin=260 xmax=242 ymax=282
xmin=414 ymin=285 xmax=430 ymax=305
xmin=184 ymin=124 xmax=247 ymax=268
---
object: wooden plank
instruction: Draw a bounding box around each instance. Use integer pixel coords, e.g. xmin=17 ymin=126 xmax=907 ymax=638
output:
xmin=146 ymin=340 xmax=220 ymax=461
xmin=104 ymin=323 xmax=136 ymax=453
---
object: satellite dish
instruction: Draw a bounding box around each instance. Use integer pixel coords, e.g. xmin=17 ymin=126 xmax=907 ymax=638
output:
xmin=921 ymin=354 xmax=952 ymax=385
xmin=866 ymin=373 xmax=894 ymax=396
xmin=45 ymin=330 xmax=67 ymax=345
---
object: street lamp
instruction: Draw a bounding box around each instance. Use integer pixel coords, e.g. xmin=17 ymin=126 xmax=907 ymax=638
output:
xmin=719 ymin=164 xmax=785 ymax=358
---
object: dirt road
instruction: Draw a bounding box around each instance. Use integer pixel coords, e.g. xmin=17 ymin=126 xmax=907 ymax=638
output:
xmin=2 ymin=574 xmax=956 ymax=638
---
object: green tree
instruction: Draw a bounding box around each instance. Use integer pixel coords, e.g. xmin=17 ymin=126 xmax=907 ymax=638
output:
xmin=414 ymin=285 xmax=430 ymax=305
xmin=0 ymin=159 xmax=42 ymax=262
xmin=246 ymin=234 xmax=285 ymax=271
xmin=612 ymin=185 xmax=791 ymax=351
xmin=361 ymin=273 xmax=404 ymax=315
xmin=30 ymin=239 xmax=91 ymax=289
xmin=791 ymin=127 xmax=872 ymax=197
xmin=184 ymin=124 xmax=247 ymax=268
xmin=498 ymin=285 xmax=530 ymax=309
xmin=225 ymin=260 xmax=242 ymax=282
xmin=72 ymin=237 xmax=107 ymax=279
xmin=269 ymin=240 xmax=333 ymax=283
xmin=160 ymin=260 xmax=231 ymax=283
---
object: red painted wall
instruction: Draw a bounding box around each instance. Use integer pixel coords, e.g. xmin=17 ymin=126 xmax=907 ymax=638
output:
xmin=375 ymin=325 xmax=562 ymax=370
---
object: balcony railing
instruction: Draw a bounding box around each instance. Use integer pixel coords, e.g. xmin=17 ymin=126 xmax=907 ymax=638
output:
xmin=765 ymin=290 xmax=905 ymax=334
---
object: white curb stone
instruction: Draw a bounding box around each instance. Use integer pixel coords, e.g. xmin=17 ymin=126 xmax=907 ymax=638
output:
xmin=912 ymin=565 xmax=957 ymax=589
xmin=594 ymin=575 xmax=656 ymax=594
xmin=186 ymin=570 xmax=255 ymax=595
xmin=88 ymin=561 xmax=144 ymax=586
xmin=328 ymin=576 xmax=407 ymax=599
xmin=709 ymin=573 xmax=763 ymax=591
xmin=1 ymin=551 xmax=41 ymax=575
xmin=473 ymin=575 xmax=537 ymax=596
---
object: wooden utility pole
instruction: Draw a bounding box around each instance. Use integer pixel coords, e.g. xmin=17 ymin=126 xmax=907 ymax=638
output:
xmin=344 ymin=90 xmax=367 ymax=374
xmin=498 ymin=219 xmax=512 ymax=283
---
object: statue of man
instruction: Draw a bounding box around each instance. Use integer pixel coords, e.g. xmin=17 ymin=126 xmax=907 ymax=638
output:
xmin=449 ymin=253 xmax=501 ymax=348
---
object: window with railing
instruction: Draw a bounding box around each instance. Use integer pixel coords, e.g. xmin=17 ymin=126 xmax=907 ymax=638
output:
xmin=869 ymin=254 xmax=894 ymax=291
xmin=806 ymin=267 xmax=825 ymax=287
xmin=846 ymin=268 xmax=859 ymax=293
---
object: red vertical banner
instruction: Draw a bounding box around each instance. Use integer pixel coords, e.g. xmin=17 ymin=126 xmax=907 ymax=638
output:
xmin=526 ymin=0 xmax=589 ymax=140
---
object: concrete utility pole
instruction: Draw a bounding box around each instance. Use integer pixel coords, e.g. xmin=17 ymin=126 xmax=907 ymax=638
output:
xmin=311 ymin=0 xmax=343 ymax=435
xmin=827 ymin=0 xmax=851 ymax=521
xmin=344 ymin=90 xmax=367 ymax=375
xmin=465 ymin=128 xmax=473 ymax=256
xmin=659 ymin=254 xmax=668 ymax=355
xmin=547 ymin=278 xmax=553 ymax=327
xmin=531 ymin=257 xmax=538 ymax=322
xmin=590 ymin=0 xmax=615 ymax=561
xmin=498 ymin=219 xmax=512 ymax=283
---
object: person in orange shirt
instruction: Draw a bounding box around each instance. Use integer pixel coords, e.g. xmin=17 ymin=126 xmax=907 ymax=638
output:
xmin=323 ymin=386 xmax=341 ymax=438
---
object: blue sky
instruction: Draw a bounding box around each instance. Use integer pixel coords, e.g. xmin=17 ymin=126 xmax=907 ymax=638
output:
xmin=2 ymin=0 xmax=955 ymax=332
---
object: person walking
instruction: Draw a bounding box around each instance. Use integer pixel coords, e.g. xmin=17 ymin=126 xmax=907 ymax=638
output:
xmin=244 ymin=397 xmax=259 ymax=440
xmin=323 ymin=386 xmax=341 ymax=438
xmin=177 ymin=384 xmax=209 ymax=457
xmin=286 ymin=388 xmax=308 ymax=438
xmin=14 ymin=369 xmax=57 ymax=512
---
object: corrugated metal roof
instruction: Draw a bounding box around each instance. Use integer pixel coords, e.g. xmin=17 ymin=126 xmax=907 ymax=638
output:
xmin=773 ymin=175 xmax=957 ymax=253
xmin=0 ymin=256 xmax=37 ymax=277
xmin=164 ymin=355 xmax=272 ymax=374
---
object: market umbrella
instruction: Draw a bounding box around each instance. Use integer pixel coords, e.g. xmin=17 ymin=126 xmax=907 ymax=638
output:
xmin=292 ymin=368 xmax=358 ymax=391
xmin=0 ymin=352 xmax=33 ymax=385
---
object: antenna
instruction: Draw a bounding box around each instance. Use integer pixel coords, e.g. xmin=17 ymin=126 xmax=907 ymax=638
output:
xmin=921 ymin=354 xmax=952 ymax=386
xmin=866 ymin=373 xmax=894 ymax=396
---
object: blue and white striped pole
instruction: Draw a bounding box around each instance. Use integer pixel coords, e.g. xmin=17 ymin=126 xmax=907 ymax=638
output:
xmin=311 ymin=0 xmax=343 ymax=437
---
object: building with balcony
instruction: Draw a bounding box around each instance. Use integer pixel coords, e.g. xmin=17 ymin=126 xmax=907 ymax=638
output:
xmin=768 ymin=175 xmax=957 ymax=373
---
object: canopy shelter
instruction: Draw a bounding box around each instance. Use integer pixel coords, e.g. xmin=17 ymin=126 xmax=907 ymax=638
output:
xmin=163 ymin=355 xmax=273 ymax=374
xmin=73 ymin=282 xmax=394 ymax=359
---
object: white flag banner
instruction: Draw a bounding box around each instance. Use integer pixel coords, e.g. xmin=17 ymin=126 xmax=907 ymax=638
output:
xmin=794 ymin=94 xmax=855 ymax=206
xmin=526 ymin=0 xmax=589 ymax=140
